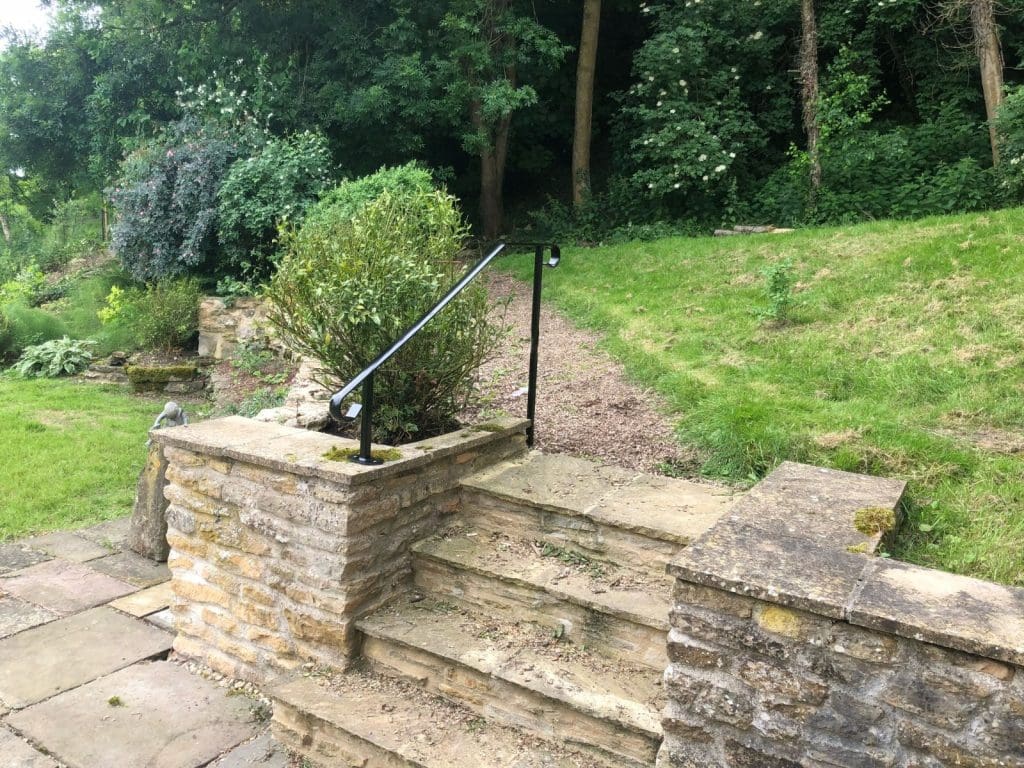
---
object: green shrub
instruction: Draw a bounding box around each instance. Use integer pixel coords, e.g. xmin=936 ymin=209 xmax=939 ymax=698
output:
xmin=757 ymin=260 xmax=795 ymax=324
xmin=0 ymin=302 xmax=67 ymax=360
xmin=109 ymin=115 xmax=242 ymax=281
xmin=997 ymin=85 xmax=1024 ymax=201
xmin=0 ymin=204 xmax=44 ymax=281
xmin=267 ymin=186 xmax=502 ymax=444
xmin=0 ymin=264 xmax=46 ymax=305
xmin=304 ymin=163 xmax=435 ymax=231
xmin=98 ymin=278 xmax=201 ymax=352
xmin=13 ymin=337 xmax=95 ymax=378
xmin=217 ymin=131 xmax=334 ymax=280
xmin=35 ymin=193 xmax=107 ymax=272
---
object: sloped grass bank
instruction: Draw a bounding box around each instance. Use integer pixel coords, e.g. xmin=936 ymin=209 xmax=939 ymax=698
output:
xmin=504 ymin=209 xmax=1024 ymax=586
xmin=0 ymin=378 xmax=162 ymax=539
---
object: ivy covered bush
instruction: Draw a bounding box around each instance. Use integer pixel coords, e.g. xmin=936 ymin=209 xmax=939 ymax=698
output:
xmin=266 ymin=172 xmax=502 ymax=443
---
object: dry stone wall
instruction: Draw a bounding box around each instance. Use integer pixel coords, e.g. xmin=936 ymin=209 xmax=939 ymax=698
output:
xmin=150 ymin=416 xmax=528 ymax=683
xmin=198 ymin=297 xmax=278 ymax=360
xmin=660 ymin=462 xmax=1024 ymax=768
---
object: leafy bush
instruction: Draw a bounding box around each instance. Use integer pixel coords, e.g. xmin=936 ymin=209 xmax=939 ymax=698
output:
xmin=304 ymin=163 xmax=435 ymax=231
xmin=267 ymin=185 xmax=502 ymax=444
xmin=98 ymin=278 xmax=201 ymax=351
xmin=109 ymin=115 xmax=242 ymax=281
xmin=217 ymin=131 xmax=334 ymax=279
xmin=13 ymin=337 xmax=95 ymax=378
xmin=526 ymin=177 xmax=701 ymax=244
xmin=36 ymin=193 xmax=106 ymax=271
xmin=996 ymin=85 xmax=1024 ymax=201
xmin=0 ymin=203 xmax=44 ymax=281
xmin=757 ymin=260 xmax=795 ymax=324
xmin=618 ymin=0 xmax=793 ymax=216
xmin=0 ymin=302 xmax=67 ymax=360
xmin=0 ymin=264 xmax=46 ymax=305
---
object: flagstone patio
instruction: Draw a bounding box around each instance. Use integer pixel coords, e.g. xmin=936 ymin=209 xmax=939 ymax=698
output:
xmin=0 ymin=518 xmax=289 ymax=768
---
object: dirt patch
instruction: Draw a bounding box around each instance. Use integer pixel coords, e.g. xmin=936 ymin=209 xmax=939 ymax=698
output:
xmin=935 ymin=425 xmax=1024 ymax=455
xmin=463 ymin=272 xmax=693 ymax=474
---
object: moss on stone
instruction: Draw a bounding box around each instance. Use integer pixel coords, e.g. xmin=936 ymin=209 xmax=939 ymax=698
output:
xmin=854 ymin=506 xmax=896 ymax=536
xmin=471 ymin=422 xmax=507 ymax=433
xmin=323 ymin=446 xmax=403 ymax=463
xmin=125 ymin=364 xmax=200 ymax=392
xmin=846 ymin=542 xmax=872 ymax=555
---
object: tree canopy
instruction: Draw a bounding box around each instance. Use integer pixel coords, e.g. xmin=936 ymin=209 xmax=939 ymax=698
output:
xmin=2 ymin=0 xmax=1023 ymax=240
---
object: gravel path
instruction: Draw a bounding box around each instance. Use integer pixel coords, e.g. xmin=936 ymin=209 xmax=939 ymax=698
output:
xmin=464 ymin=272 xmax=697 ymax=475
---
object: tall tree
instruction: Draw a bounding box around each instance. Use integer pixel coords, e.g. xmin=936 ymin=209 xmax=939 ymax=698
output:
xmin=800 ymin=0 xmax=822 ymax=200
xmin=572 ymin=0 xmax=601 ymax=207
xmin=937 ymin=0 xmax=1007 ymax=165
xmin=972 ymin=0 xmax=1005 ymax=165
xmin=429 ymin=0 xmax=566 ymax=239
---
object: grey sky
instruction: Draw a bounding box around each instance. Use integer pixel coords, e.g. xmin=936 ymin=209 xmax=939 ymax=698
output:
xmin=0 ymin=0 xmax=54 ymax=36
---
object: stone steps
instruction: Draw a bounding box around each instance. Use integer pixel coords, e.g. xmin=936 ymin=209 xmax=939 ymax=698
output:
xmin=460 ymin=452 xmax=735 ymax=578
xmin=412 ymin=527 xmax=670 ymax=670
xmin=272 ymin=667 xmax=619 ymax=768
xmin=355 ymin=601 xmax=663 ymax=768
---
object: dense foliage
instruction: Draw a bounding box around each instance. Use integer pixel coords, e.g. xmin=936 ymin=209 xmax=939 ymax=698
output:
xmin=266 ymin=177 xmax=502 ymax=443
xmin=217 ymin=131 xmax=333 ymax=279
xmin=108 ymin=115 xmax=242 ymax=281
xmin=0 ymin=0 xmax=1023 ymax=257
xmin=97 ymin=278 xmax=201 ymax=351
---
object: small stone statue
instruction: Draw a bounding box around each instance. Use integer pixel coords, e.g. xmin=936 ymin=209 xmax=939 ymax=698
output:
xmin=146 ymin=401 xmax=188 ymax=445
xmin=152 ymin=401 xmax=189 ymax=430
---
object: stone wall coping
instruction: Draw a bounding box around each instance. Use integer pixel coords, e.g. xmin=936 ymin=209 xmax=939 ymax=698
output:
xmin=150 ymin=414 xmax=530 ymax=486
xmin=669 ymin=461 xmax=1024 ymax=667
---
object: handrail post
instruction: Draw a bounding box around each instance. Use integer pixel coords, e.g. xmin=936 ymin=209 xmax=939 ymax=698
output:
xmin=353 ymin=373 xmax=383 ymax=465
xmin=526 ymin=244 xmax=545 ymax=448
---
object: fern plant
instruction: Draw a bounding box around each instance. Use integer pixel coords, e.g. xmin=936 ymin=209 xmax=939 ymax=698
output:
xmin=14 ymin=337 xmax=96 ymax=378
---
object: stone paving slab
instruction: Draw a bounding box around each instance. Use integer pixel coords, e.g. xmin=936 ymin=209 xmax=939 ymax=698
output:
xmin=210 ymin=731 xmax=289 ymax=767
xmin=109 ymin=581 xmax=174 ymax=617
xmin=8 ymin=661 xmax=258 ymax=768
xmin=75 ymin=517 xmax=131 ymax=550
xmin=0 ymin=607 xmax=172 ymax=709
xmin=21 ymin=532 xmax=110 ymax=563
xmin=147 ymin=608 xmax=176 ymax=632
xmin=86 ymin=551 xmax=171 ymax=588
xmin=0 ymin=559 xmax=137 ymax=615
xmin=0 ymin=595 xmax=57 ymax=639
xmin=463 ymin=452 xmax=638 ymax=514
xmin=0 ymin=543 xmax=50 ymax=576
xmin=0 ymin=725 xmax=59 ymax=767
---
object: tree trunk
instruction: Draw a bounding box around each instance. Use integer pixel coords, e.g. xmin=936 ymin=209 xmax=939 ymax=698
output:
xmin=572 ymin=0 xmax=601 ymax=208
xmin=972 ymin=0 xmax=1004 ymax=165
xmin=0 ymin=213 xmax=10 ymax=244
xmin=473 ymin=93 xmax=511 ymax=241
xmin=479 ymin=148 xmax=505 ymax=241
xmin=799 ymin=0 xmax=822 ymax=201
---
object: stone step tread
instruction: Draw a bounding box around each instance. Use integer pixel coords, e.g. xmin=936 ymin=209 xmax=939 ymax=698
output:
xmin=412 ymin=528 xmax=669 ymax=631
xmin=272 ymin=669 xmax=619 ymax=768
xmin=462 ymin=452 xmax=736 ymax=546
xmin=355 ymin=602 xmax=663 ymax=739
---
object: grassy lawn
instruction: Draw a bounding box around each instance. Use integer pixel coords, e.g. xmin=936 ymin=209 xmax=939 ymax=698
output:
xmin=0 ymin=377 xmax=165 ymax=540
xmin=505 ymin=208 xmax=1024 ymax=587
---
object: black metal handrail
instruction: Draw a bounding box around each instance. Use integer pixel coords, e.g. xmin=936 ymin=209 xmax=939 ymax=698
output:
xmin=328 ymin=241 xmax=561 ymax=465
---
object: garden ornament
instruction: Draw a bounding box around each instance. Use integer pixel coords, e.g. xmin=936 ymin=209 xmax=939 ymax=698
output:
xmin=147 ymin=401 xmax=188 ymax=445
